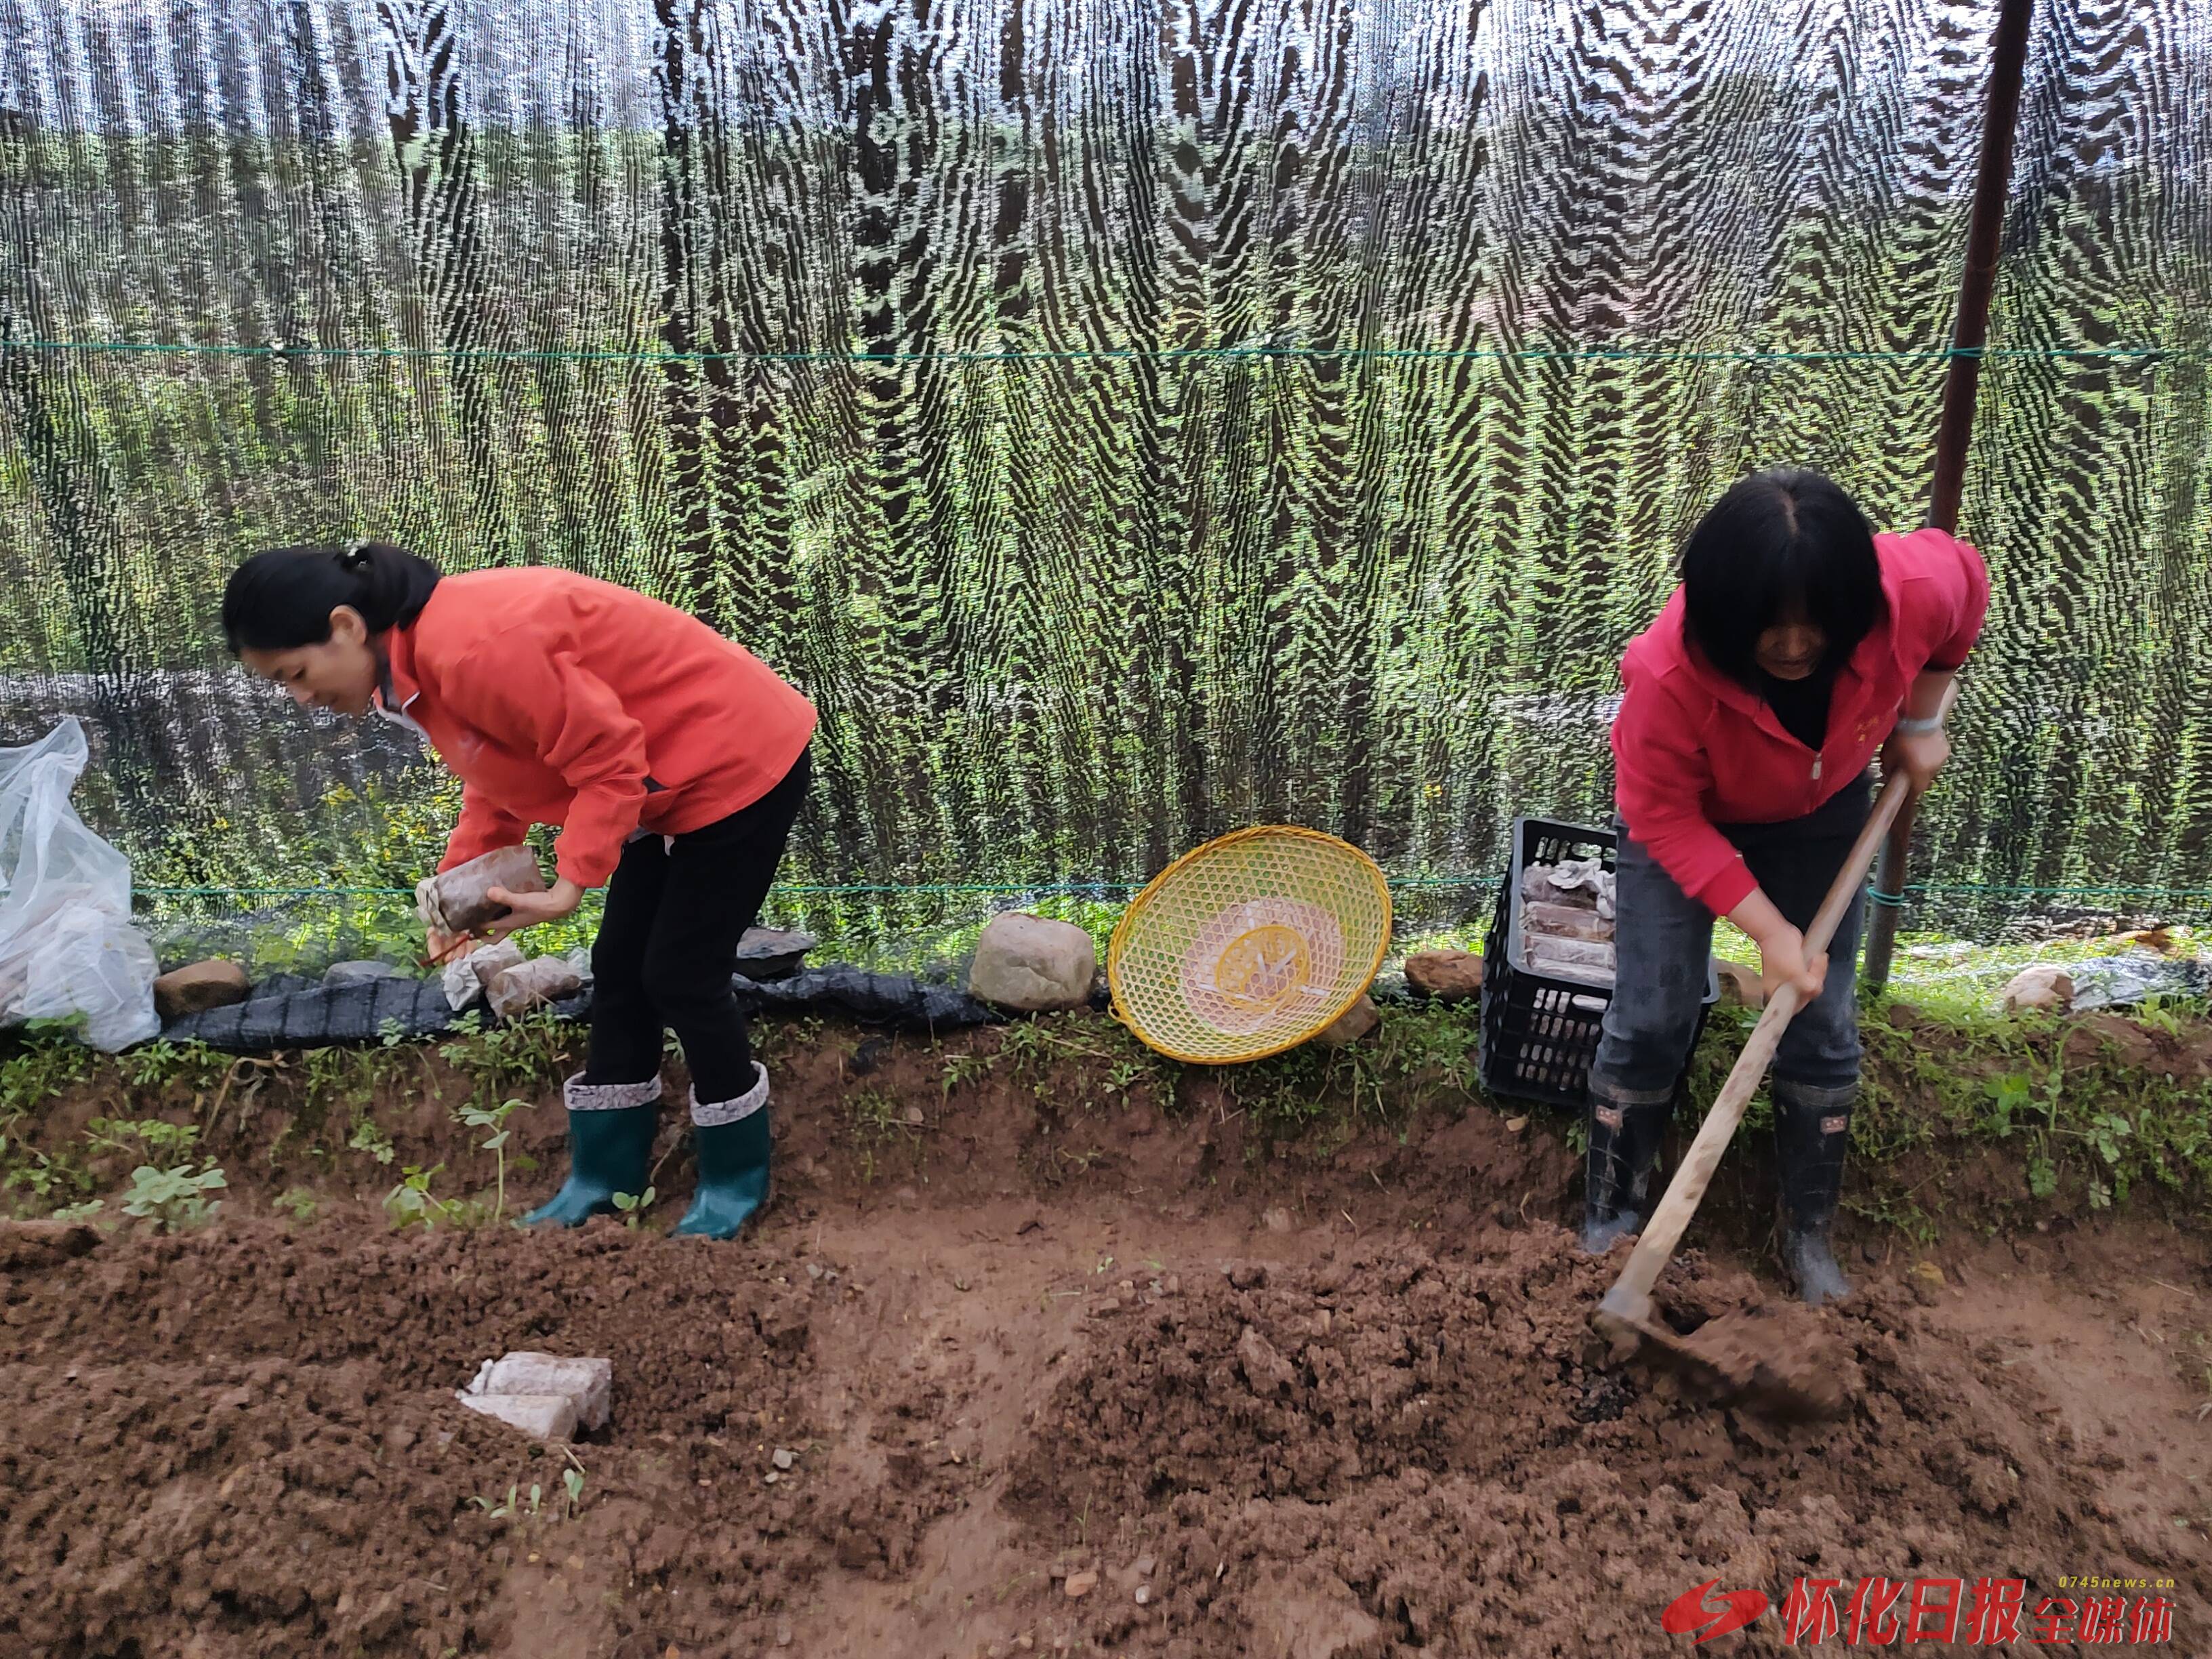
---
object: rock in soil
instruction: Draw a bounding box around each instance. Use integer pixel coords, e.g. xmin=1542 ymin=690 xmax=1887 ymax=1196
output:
xmin=2001 ymin=964 xmax=2074 ymax=1015
xmin=736 ymin=926 xmax=819 ymax=981
xmin=968 ymin=913 xmax=1097 ymax=1012
xmin=151 ymin=958 xmax=251 ymax=1020
xmin=1404 ymin=949 xmax=1483 ymax=1001
xmin=1314 ymin=994 xmax=1380 ymax=1046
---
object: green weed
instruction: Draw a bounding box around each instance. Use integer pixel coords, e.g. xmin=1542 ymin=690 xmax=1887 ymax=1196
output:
xmin=85 ymin=1117 xmax=200 ymax=1169
xmin=846 ymin=1086 xmax=915 ymax=1181
xmin=120 ymin=1163 xmax=226 ymax=1230
xmin=0 ymin=1132 xmax=95 ymax=1212
xmin=348 ymin=1117 xmax=398 ymax=1166
xmin=457 ymin=1098 xmax=523 ymax=1223
xmin=384 ymin=1164 xmax=453 ymax=1229
xmin=272 ymin=1187 xmax=319 ymax=1221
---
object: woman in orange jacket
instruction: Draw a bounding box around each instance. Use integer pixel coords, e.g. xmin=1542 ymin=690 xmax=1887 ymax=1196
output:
xmin=222 ymin=541 xmax=816 ymax=1240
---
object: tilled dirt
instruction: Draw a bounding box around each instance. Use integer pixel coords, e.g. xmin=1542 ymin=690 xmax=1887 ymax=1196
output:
xmin=3 ymin=1223 xmax=971 ymax=1658
xmin=4 ymin=1046 xmax=2209 ymax=1657
xmin=1010 ymin=1237 xmax=2207 ymax=1654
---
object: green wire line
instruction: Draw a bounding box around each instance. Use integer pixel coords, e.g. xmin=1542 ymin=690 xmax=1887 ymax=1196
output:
xmin=3 ymin=337 xmax=2198 ymax=368
xmin=131 ymin=878 xmax=2212 ymax=901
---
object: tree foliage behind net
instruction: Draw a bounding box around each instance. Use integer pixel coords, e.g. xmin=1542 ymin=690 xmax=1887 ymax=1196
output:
xmin=0 ymin=0 xmax=2206 ymax=941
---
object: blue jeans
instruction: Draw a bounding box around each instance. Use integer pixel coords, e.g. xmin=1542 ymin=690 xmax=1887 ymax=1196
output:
xmin=1589 ymin=775 xmax=1870 ymax=1109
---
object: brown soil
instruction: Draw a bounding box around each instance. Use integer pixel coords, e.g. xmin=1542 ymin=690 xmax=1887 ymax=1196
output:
xmin=3 ymin=1020 xmax=2209 ymax=1657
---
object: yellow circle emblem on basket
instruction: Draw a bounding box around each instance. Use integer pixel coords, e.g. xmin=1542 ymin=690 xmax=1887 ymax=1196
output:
xmin=1110 ymin=827 xmax=1391 ymax=1064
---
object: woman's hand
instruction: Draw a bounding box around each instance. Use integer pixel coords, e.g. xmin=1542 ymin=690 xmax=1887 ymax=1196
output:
xmin=1757 ymin=924 xmax=1828 ymax=1006
xmin=478 ymin=878 xmax=586 ymax=943
xmin=1728 ymin=888 xmax=1828 ymax=1004
xmin=1883 ymin=726 xmax=1951 ymax=795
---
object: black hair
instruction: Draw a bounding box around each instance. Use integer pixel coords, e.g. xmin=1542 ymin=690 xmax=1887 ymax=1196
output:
xmin=222 ymin=541 xmax=442 ymax=653
xmin=1679 ymin=468 xmax=1883 ymax=685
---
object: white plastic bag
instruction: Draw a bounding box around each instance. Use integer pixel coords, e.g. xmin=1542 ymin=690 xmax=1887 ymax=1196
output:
xmin=0 ymin=718 xmax=159 ymax=1051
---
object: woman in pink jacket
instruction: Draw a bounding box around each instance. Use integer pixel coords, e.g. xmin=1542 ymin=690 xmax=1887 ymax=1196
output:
xmin=1586 ymin=468 xmax=1989 ymax=1304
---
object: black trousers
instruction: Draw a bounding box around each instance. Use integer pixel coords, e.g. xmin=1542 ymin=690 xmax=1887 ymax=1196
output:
xmin=582 ymin=748 xmax=811 ymax=1103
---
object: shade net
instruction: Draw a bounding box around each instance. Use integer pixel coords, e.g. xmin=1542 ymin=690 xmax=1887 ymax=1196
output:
xmin=0 ymin=0 xmax=2207 ymax=964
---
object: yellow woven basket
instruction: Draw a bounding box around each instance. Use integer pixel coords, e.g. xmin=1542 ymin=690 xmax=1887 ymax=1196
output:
xmin=1108 ymin=825 xmax=1393 ymax=1064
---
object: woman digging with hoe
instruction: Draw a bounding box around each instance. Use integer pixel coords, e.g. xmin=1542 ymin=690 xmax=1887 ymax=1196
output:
xmin=1583 ymin=468 xmax=1988 ymax=1304
xmin=221 ymin=541 xmax=816 ymax=1240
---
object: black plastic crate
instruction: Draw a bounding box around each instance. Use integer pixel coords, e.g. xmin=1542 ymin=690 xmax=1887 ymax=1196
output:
xmin=1478 ymin=816 xmax=1719 ymax=1107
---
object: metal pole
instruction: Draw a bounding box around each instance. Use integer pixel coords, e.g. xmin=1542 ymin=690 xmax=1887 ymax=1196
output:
xmin=1863 ymin=0 xmax=2035 ymax=994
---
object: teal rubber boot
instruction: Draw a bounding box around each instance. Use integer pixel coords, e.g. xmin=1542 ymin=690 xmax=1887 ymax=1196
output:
xmin=674 ymin=1064 xmax=771 ymax=1240
xmin=520 ymin=1076 xmax=661 ymax=1229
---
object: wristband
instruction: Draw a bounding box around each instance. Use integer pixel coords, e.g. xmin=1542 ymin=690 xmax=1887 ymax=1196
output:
xmin=1894 ymin=714 xmax=1944 ymax=736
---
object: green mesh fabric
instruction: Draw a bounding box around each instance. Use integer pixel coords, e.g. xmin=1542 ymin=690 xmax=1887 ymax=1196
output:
xmin=0 ymin=0 xmax=2205 ymax=947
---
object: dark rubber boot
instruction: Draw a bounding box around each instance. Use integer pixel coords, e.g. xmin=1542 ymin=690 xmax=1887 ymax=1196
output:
xmin=674 ymin=1065 xmax=771 ymax=1241
xmin=520 ymin=1076 xmax=660 ymax=1229
xmin=1579 ymin=1094 xmax=1672 ymax=1254
xmin=1774 ymin=1080 xmax=1856 ymax=1306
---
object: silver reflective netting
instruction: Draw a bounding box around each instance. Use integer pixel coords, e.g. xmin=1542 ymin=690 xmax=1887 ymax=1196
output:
xmin=0 ymin=0 xmax=2205 ymax=953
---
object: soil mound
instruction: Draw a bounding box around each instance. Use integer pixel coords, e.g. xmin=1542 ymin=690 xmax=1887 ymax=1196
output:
xmin=1009 ymin=1233 xmax=2206 ymax=1655
xmin=1 ymin=1221 xmax=968 ymax=1657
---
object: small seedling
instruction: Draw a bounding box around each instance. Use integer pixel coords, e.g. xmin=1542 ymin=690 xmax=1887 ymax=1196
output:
xmin=612 ymin=1187 xmax=656 ymax=1229
xmin=87 ymin=1117 xmax=201 ymax=1169
xmin=120 ymin=1163 xmax=226 ymax=1231
xmin=472 ymin=1482 xmax=540 ymax=1520
xmin=562 ymin=1467 xmax=586 ymax=1517
xmin=384 ymin=1164 xmax=453 ymax=1229
xmin=49 ymin=1198 xmax=106 ymax=1223
xmin=349 ymin=1118 xmax=398 ymax=1166
xmin=273 ymin=1187 xmax=319 ymax=1222
xmin=457 ymin=1098 xmax=523 ymax=1223
xmin=0 ymin=1135 xmax=94 ymax=1206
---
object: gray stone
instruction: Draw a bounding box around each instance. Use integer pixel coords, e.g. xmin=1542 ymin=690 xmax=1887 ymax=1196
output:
xmin=1314 ymin=994 xmax=1379 ymax=1047
xmin=967 ymin=914 xmax=1097 ymax=1012
xmin=323 ymin=960 xmax=411 ymax=986
xmin=735 ymin=927 xmax=818 ymax=982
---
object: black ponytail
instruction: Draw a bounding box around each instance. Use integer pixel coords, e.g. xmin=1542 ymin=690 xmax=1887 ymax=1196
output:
xmin=222 ymin=541 xmax=443 ymax=653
